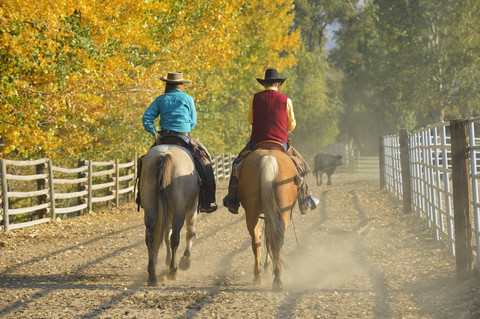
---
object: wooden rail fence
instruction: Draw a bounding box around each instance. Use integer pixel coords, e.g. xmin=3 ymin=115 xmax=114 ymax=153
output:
xmin=1 ymin=153 xmax=235 ymax=232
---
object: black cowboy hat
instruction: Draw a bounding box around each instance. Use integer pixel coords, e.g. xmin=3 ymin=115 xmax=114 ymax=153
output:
xmin=256 ymin=68 xmax=286 ymax=85
xmin=160 ymin=71 xmax=191 ymax=84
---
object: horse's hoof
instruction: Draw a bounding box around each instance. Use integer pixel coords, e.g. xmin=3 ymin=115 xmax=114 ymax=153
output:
xmin=167 ymin=270 xmax=178 ymax=280
xmin=272 ymin=281 xmax=283 ymax=291
xmin=253 ymin=277 xmax=261 ymax=286
xmin=148 ymin=278 xmax=158 ymax=286
xmin=179 ymin=256 xmax=190 ymax=271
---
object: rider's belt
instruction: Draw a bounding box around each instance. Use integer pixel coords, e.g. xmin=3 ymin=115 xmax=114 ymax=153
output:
xmin=159 ymin=130 xmax=190 ymax=137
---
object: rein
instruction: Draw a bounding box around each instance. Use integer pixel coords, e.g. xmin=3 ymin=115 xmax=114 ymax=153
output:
xmin=290 ymin=209 xmax=300 ymax=246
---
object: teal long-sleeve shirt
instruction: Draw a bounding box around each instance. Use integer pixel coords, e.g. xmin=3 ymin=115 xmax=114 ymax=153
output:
xmin=142 ymin=89 xmax=197 ymax=135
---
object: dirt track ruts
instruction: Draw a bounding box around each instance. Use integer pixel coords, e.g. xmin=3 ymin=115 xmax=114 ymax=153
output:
xmin=1 ymin=173 xmax=480 ymax=318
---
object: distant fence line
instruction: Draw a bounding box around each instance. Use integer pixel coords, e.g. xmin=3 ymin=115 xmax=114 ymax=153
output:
xmin=380 ymin=116 xmax=480 ymax=282
xmin=0 ymin=153 xmax=235 ymax=232
xmin=322 ymin=142 xmax=379 ymax=174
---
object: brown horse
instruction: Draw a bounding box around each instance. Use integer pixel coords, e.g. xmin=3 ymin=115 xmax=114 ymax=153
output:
xmin=238 ymin=146 xmax=299 ymax=290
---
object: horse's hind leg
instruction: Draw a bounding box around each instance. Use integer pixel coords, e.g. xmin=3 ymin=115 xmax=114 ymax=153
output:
xmin=145 ymin=217 xmax=160 ymax=286
xmin=273 ymin=265 xmax=283 ymax=291
xmin=246 ymin=213 xmax=262 ymax=285
xmin=272 ymin=211 xmax=289 ymax=291
xmin=180 ymin=210 xmax=197 ymax=271
xmin=168 ymin=215 xmax=184 ymax=280
xmin=164 ymin=229 xmax=172 ymax=266
xmin=263 ymin=247 xmax=271 ymax=272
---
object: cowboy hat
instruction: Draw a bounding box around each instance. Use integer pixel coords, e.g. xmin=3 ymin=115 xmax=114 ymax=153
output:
xmin=256 ymin=68 xmax=286 ymax=85
xmin=160 ymin=72 xmax=192 ymax=84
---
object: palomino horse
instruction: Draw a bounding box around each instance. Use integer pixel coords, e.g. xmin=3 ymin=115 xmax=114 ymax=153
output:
xmin=238 ymin=143 xmax=299 ymax=290
xmin=140 ymin=144 xmax=200 ymax=286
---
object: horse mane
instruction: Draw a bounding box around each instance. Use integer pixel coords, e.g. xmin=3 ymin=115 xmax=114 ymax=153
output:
xmin=260 ymin=155 xmax=286 ymax=268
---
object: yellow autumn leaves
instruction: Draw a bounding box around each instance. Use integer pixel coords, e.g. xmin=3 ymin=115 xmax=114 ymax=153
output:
xmin=1 ymin=0 xmax=300 ymax=161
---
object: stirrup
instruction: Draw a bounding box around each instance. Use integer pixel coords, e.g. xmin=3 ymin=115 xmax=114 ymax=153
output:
xmin=304 ymin=195 xmax=319 ymax=210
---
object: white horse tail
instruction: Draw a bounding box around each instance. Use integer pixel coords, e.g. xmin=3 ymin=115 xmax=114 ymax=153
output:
xmin=260 ymin=155 xmax=286 ymax=268
xmin=150 ymin=153 xmax=173 ymax=253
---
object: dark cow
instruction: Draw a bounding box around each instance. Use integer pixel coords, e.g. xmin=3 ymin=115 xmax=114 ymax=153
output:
xmin=313 ymin=153 xmax=343 ymax=186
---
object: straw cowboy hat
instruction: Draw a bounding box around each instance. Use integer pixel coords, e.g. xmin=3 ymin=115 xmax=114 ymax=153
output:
xmin=160 ymin=72 xmax=192 ymax=84
xmin=256 ymin=68 xmax=286 ymax=85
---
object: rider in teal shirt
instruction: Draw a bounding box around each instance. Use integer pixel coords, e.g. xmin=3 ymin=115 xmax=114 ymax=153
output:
xmin=140 ymin=72 xmax=217 ymax=214
xmin=142 ymin=88 xmax=197 ymax=135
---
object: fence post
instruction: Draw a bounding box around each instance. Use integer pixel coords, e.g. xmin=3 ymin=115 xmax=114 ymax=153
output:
xmin=126 ymin=156 xmax=131 ymax=203
xmin=379 ymin=136 xmax=385 ymax=189
xmin=1 ymin=159 xmax=9 ymax=232
xmin=78 ymin=159 xmax=87 ymax=215
xmin=133 ymin=152 xmax=138 ymax=203
xmin=88 ymin=160 xmax=93 ymax=213
xmin=107 ymin=162 xmax=113 ymax=208
xmin=115 ymin=159 xmax=120 ymax=207
xmin=450 ymin=119 xmax=473 ymax=283
xmin=399 ymin=129 xmax=412 ymax=213
xmin=47 ymin=160 xmax=56 ymax=221
xmin=36 ymin=162 xmax=47 ymax=218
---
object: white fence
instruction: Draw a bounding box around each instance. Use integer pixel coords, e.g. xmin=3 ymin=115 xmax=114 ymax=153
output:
xmin=356 ymin=156 xmax=380 ymax=174
xmin=0 ymin=153 xmax=235 ymax=232
xmin=381 ymin=117 xmax=480 ymax=281
xmin=212 ymin=154 xmax=236 ymax=180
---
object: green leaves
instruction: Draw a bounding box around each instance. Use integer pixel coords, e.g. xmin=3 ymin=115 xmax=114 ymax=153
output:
xmin=329 ymin=0 xmax=480 ymax=153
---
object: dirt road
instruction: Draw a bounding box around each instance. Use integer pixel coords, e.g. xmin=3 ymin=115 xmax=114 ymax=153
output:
xmin=1 ymin=173 xmax=479 ymax=318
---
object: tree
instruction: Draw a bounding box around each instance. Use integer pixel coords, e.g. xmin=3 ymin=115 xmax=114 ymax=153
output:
xmin=0 ymin=0 xmax=301 ymax=160
xmin=284 ymin=47 xmax=342 ymax=158
xmin=285 ymin=0 xmax=351 ymax=157
xmin=330 ymin=0 xmax=480 ymax=153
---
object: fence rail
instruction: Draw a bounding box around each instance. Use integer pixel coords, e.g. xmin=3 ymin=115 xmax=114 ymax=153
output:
xmin=356 ymin=156 xmax=380 ymax=173
xmin=1 ymin=152 xmax=235 ymax=232
xmin=380 ymin=117 xmax=480 ymax=282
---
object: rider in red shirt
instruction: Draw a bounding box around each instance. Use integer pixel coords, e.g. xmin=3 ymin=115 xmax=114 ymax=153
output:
xmin=223 ymin=69 xmax=318 ymax=214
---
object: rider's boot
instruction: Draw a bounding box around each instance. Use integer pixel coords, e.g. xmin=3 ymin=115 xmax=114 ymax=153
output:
xmin=200 ymin=200 xmax=218 ymax=213
xmin=223 ymin=175 xmax=240 ymax=214
xmin=198 ymin=161 xmax=218 ymax=213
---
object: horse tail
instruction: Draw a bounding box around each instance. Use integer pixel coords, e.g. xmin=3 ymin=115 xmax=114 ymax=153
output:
xmin=260 ymin=155 xmax=286 ymax=268
xmin=150 ymin=153 xmax=173 ymax=253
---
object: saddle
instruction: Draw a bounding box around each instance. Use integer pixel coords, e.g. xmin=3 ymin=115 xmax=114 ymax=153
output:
xmin=236 ymin=139 xmax=305 ymax=181
xmin=159 ymin=134 xmax=190 ymax=148
xmin=253 ymin=139 xmax=305 ymax=176
xmin=253 ymin=140 xmax=286 ymax=153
